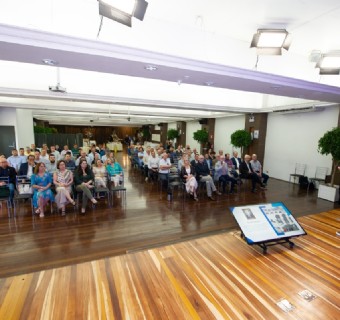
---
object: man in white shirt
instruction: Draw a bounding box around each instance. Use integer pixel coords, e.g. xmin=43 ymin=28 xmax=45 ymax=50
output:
xmin=50 ymin=145 xmax=61 ymax=161
xmin=7 ymin=149 xmax=23 ymax=172
xmin=40 ymin=149 xmax=49 ymax=162
xmin=148 ymin=150 xmax=160 ymax=182
xmin=143 ymin=147 xmax=151 ymax=181
xmin=60 ymin=145 xmax=73 ymax=159
xmin=46 ymin=154 xmax=57 ymax=173
xmin=18 ymin=148 xmax=27 ymax=164
xmin=158 ymin=153 xmax=171 ymax=189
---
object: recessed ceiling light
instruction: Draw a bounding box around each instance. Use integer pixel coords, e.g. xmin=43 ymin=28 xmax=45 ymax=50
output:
xmin=205 ymin=81 xmax=215 ymax=86
xmin=144 ymin=65 xmax=158 ymax=71
xmin=42 ymin=59 xmax=58 ymax=66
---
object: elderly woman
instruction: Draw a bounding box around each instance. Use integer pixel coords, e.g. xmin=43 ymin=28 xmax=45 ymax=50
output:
xmin=74 ymin=159 xmax=97 ymax=214
xmin=31 ymin=162 xmax=54 ymax=217
xmin=106 ymin=158 xmax=123 ymax=187
xmin=180 ymin=157 xmax=198 ymax=201
xmin=92 ymin=158 xmax=107 ymax=187
xmin=53 ymin=160 xmax=75 ymax=216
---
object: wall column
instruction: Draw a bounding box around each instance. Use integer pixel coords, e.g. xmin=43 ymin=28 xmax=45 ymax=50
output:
xmin=16 ymin=109 xmax=35 ymax=148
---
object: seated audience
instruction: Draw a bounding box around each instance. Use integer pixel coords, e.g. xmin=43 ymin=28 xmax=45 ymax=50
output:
xmin=143 ymin=147 xmax=151 ymax=181
xmin=158 ymin=153 xmax=172 ymax=189
xmin=93 ymin=158 xmax=108 ymax=189
xmin=239 ymin=154 xmax=266 ymax=193
xmin=61 ymin=145 xmax=73 ymax=159
xmin=250 ymin=154 xmax=269 ymax=186
xmin=75 ymin=150 xmax=91 ymax=166
xmin=53 ymin=160 xmax=75 ymax=216
xmin=214 ymin=156 xmax=237 ymax=194
xmin=18 ymin=154 xmax=36 ymax=178
xmin=106 ymin=158 xmax=124 ymax=189
xmin=0 ymin=158 xmax=17 ymax=206
xmin=180 ymin=158 xmax=198 ymax=201
xmin=50 ymin=145 xmax=61 ymax=161
xmin=40 ymin=149 xmax=49 ymax=162
xmin=31 ymin=162 xmax=54 ymax=217
xmin=231 ymin=151 xmax=242 ymax=170
xmin=147 ymin=150 xmax=159 ymax=182
xmin=64 ymin=153 xmax=76 ymax=169
xmin=74 ymin=159 xmax=97 ymax=214
xmin=46 ymin=153 xmax=57 ymax=173
xmin=195 ymin=155 xmax=221 ymax=200
xmin=7 ymin=148 xmax=22 ymax=172
xmin=18 ymin=148 xmax=27 ymax=164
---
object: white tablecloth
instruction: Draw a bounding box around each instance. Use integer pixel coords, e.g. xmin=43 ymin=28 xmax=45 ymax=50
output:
xmin=107 ymin=142 xmax=123 ymax=151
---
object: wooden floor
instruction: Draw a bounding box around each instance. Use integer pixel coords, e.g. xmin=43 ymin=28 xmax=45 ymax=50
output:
xmin=0 ymin=152 xmax=339 ymax=280
xmin=0 ymin=209 xmax=339 ymax=319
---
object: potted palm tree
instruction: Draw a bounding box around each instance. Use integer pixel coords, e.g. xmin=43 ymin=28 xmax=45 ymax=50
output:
xmin=193 ymin=128 xmax=209 ymax=153
xmin=167 ymin=128 xmax=179 ymax=140
xmin=230 ymin=129 xmax=252 ymax=157
xmin=317 ymin=127 xmax=340 ymax=202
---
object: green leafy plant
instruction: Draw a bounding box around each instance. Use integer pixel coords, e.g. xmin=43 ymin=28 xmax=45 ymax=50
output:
xmin=142 ymin=126 xmax=151 ymax=140
xmin=318 ymin=127 xmax=340 ymax=187
xmin=230 ymin=129 xmax=251 ymax=156
xmin=193 ymin=128 xmax=209 ymax=144
xmin=167 ymin=128 xmax=179 ymax=140
xmin=34 ymin=126 xmax=58 ymax=134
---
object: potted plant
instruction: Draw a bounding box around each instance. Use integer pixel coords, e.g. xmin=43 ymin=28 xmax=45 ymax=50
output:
xmin=167 ymin=128 xmax=179 ymax=140
xmin=317 ymin=127 xmax=340 ymax=202
xmin=193 ymin=128 xmax=209 ymax=153
xmin=230 ymin=129 xmax=251 ymax=157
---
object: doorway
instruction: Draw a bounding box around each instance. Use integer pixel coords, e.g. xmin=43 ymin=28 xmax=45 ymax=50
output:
xmin=0 ymin=126 xmax=16 ymax=157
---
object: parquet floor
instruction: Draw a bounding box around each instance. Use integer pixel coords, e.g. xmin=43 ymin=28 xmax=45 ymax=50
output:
xmin=0 ymin=209 xmax=339 ymax=319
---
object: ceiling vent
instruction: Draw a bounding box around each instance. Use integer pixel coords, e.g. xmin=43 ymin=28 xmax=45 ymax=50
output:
xmin=272 ymin=106 xmax=325 ymax=114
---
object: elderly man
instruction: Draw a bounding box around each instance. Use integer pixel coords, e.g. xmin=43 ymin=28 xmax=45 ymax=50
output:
xmin=250 ymin=154 xmax=269 ymax=186
xmin=239 ymin=154 xmax=266 ymax=193
xmin=231 ymin=151 xmax=242 ymax=170
xmin=196 ymin=154 xmax=221 ymax=200
xmin=158 ymin=152 xmax=172 ymax=189
xmin=18 ymin=154 xmax=36 ymax=178
xmin=214 ymin=156 xmax=237 ymax=194
xmin=0 ymin=159 xmax=17 ymax=206
xmin=148 ymin=150 xmax=160 ymax=182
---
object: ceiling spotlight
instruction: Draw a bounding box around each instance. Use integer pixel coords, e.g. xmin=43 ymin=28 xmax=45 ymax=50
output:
xmin=316 ymin=53 xmax=340 ymax=75
xmin=99 ymin=0 xmax=148 ymax=27
xmin=250 ymin=29 xmax=292 ymax=55
xmin=42 ymin=59 xmax=58 ymax=66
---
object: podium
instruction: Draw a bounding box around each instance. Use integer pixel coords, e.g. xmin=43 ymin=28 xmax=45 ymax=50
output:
xmin=230 ymin=202 xmax=306 ymax=254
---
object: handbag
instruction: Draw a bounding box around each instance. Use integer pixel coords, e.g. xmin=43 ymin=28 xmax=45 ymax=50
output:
xmin=18 ymin=183 xmax=33 ymax=194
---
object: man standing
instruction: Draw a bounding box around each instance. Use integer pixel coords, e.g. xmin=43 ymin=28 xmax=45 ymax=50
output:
xmin=0 ymin=159 xmax=17 ymax=206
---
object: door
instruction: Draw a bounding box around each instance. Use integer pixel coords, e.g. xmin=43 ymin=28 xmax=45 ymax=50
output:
xmin=0 ymin=126 xmax=16 ymax=157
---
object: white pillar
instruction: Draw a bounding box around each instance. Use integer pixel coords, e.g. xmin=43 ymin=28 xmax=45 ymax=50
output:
xmin=16 ymin=109 xmax=35 ymax=149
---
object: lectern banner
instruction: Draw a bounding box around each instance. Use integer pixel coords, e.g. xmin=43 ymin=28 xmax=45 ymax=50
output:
xmin=230 ymin=202 xmax=306 ymax=244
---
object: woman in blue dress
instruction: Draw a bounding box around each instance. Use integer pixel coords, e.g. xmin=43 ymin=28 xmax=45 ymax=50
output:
xmin=31 ymin=162 xmax=54 ymax=217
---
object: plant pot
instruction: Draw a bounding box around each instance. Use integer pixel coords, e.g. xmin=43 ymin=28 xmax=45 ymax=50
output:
xmin=317 ymin=184 xmax=339 ymax=202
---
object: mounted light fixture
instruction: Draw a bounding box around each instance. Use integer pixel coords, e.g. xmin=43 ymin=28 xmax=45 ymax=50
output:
xmin=316 ymin=53 xmax=340 ymax=75
xmin=98 ymin=0 xmax=148 ymax=27
xmin=250 ymin=29 xmax=292 ymax=55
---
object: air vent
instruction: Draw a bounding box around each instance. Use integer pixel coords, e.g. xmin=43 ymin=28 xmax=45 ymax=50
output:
xmin=272 ymin=106 xmax=325 ymax=114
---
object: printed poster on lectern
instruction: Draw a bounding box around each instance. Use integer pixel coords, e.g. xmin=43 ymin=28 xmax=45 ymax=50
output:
xmin=230 ymin=202 xmax=306 ymax=244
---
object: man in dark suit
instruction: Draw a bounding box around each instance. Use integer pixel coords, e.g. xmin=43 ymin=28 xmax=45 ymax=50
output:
xmin=0 ymin=159 xmax=17 ymax=205
xmin=231 ymin=151 xmax=242 ymax=170
xmin=18 ymin=155 xmax=36 ymax=178
xmin=239 ymin=154 xmax=266 ymax=193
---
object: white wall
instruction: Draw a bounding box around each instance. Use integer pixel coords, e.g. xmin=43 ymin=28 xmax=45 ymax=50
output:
xmin=185 ymin=121 xmax=201 ymax=151
xmin=167 ymin=122 xmax=177 ymax=130
xmin=214 ymin=115 xmax=245 ymax=154
xmin=264 ymin=106 xmax=339 ymax=182
xmin=16 ymin=109 xmax=34 ymax=148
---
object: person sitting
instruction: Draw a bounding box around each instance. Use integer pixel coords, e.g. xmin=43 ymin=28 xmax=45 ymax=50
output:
xmin=24 ymin=146 xmax=32 ymax=157
xmin=64 ymin=152 xmax=76 ymax=170
xmin=239 ymin=154 xmax=266 ymax=193
xmin=18 ymin=148 xmax=27 ymax=164
xmin=31 ymin=162 xmax=54 ymax=217
xmin=190 ymin=153 xmax=199 ymax=168
xmin=158 ymin=153 xmax=172 ymax=190
xmin=250 ymin=154 xmax=269 ymax=186
xmin=46 ymin=153 xmax=57 ymax=174
xmin=74 ymin=159 xmax=97 ymax=214
xmin=214 ymin=156 xmax=237 ymax=194
xmin=0 ymin=159 xmax=17 ymax=206
xmin=106 ymin=158 xmax=124 ymax=191
xmin=50 ymin=145 xmax=61 ymax=161
xmin=18 ymin=154 xmax=36 ymax=178
xmin=71 ymin=144 xmax=80 ymax=159
xmin=40 ymin=148 xmax=49 ymax=162
xmin=147 ymin=150 xmax=159 ymax=182
xmin=7 ymin=148 xmax=22 ymax=172
xmin=75 ymin=150 xmax=91 ymax=166
xmin=143 ymin=147 xmax=151 ymax=181
xmin=34 ymin=149 xmax=48 ymax=164
xmin=101 ymin=149 xmax=111 ymax=163
xmin=53 ymin=160 xmax=75 ymax=216
xmin=93 ymin=159 xmax=108 ymax=198
xmin=91 ymin=153 xmax=102 ymax=166
xmin=180 ymin=157 xmax=198 ymax=201
xmin=61 ymin=145 xmax=73 ymax=159
xmin=231 ymin=151 xmax=242 ymax=170
xmin=195 ymin=155 xmax=221 ymax=200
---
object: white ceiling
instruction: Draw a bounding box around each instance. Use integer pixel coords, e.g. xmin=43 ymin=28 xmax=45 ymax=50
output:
xmin=0 ymin=0 xmax=340 ymax=126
